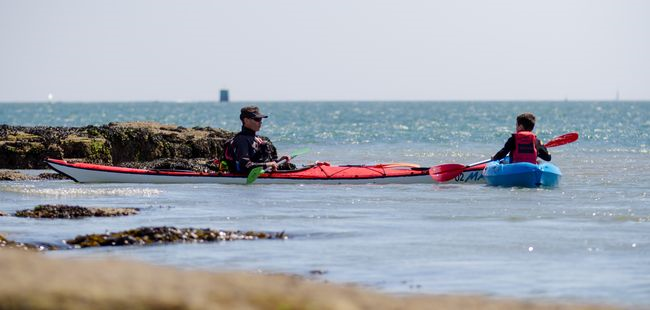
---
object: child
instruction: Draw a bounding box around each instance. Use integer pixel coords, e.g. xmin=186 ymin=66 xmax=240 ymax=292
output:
xmin=491 ymin=112 xmax=551 ymax=163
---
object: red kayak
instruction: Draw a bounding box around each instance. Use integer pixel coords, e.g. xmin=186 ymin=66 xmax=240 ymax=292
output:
xmin=46 ymin=158 xmax=486 ymax=185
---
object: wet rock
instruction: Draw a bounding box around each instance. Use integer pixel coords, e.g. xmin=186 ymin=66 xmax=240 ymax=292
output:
xmin=309 ymin=270 xmax=328 ymax=275
xmin=65 ymin=226 xmax=287 ymax=248
xmin=0 ymin=122 xmax=279 ymax=169
xmin=0 ymin=211 xmax=6 ymax=216
xmin=15 ymin=204 xmax=139 ymax=219
xmin=37 ymin=172 xmax=71 ymax=180
xmin=0 ymin=170 xmax=37 ymax=181
xmin=60 ymin=135 xmax=111 ymax=163
xmin=0 ymin=127 xmax=67 ymax=169
xmin=0 ymin=170 xmax=68 ymax=181
xmin=120 ymin=158 xmax=215 ymax=172
xmin=0 ymin=234 xmax=58 ymax=251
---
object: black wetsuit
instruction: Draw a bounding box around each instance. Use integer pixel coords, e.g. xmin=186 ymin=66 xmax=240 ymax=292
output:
xmin=228 ymin=127 xmax=275 ymax=173
xmin=492 ymin=135 xmax=552 ymax=161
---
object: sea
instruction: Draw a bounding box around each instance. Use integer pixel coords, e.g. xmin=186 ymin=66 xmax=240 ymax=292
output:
xmin=1 ymin=101 xmax=649 ymax=307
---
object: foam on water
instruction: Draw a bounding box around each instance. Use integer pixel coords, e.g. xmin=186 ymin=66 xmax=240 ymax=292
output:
xmin=0 ymin=184 xmax=161 ymax=197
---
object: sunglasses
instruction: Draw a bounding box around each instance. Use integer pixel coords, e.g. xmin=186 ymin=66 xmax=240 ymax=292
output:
xmin=250 ymin=117 xmax=263 ymax=122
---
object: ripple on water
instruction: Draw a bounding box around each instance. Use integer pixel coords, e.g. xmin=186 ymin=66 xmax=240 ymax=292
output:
xmin=0 ymin=184 xmax=161 ymax=197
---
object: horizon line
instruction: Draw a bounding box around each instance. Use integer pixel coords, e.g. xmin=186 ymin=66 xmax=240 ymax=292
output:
xmin=2 ymin=99 xmax=650 ymax=104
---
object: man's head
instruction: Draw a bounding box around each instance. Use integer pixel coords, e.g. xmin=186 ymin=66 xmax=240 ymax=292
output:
xmin=240 ymin=106 xmax=268 ymax=132
xmin=516 ymin=113 xmax=536 ymax=131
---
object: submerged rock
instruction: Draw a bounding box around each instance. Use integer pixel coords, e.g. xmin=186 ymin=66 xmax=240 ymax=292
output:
xmin=0 ymin=234 xmax=58 ymax=251
xmin=0 ymin=122 xmax=279 ymax=169
xmin=0 ymin=170 xmax=70 ymax=181
xmin=0 ymin=170 xmax=37 ymax=181
xmin=37 ymin=172 xmax=71 ymax=180
xmin=15 ymin=204 xmax=139 ymax=219
xmin=65 ymin=226 xmax=287 ymax=248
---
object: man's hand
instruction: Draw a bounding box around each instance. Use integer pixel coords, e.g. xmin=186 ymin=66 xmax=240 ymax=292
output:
xmin=265 ymin=161 xmax=279 ymax=171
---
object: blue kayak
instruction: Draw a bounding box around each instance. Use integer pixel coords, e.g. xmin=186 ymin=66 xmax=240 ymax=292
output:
xmin=483 ymin=159 xmax=561 ymax=188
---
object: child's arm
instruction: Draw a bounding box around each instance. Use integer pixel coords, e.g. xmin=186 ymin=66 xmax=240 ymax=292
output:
xmin=536 ymin=140 xmax=552 ymax=161
xmin=492 ymin=136 xmax=515 ymax=161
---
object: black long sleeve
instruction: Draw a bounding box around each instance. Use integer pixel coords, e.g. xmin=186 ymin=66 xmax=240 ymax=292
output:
xmin=492 ymin=137 xmax=515 ymax=161
xmin=536 ymin=140 xmax=551 ymax=161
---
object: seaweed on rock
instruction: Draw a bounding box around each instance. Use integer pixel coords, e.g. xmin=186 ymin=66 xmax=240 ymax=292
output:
xmin=15 ymin=204 xmax=139 ymax=219
xmin=65 ymin=226 xmax=287 ymax=248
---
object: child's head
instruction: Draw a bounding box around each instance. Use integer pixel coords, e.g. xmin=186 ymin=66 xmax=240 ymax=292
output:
xmin=516 ymin=113 xmax=536 ymax=131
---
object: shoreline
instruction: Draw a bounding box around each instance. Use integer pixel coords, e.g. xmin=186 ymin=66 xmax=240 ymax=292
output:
xmin=0 ymin=250 xmax=616 ymax=310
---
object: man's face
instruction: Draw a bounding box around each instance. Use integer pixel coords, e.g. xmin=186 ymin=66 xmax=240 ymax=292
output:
xmin=243 ymin=116 xmax=262 ymax=132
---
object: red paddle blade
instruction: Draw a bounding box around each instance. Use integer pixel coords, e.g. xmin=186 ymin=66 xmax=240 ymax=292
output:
xmin=429 ymin=164 xmax=466 ymax=182
xmin=545 ymin=132 xmax=578 ymax=148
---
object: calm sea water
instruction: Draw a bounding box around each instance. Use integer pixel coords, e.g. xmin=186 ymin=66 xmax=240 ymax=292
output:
xmin=1 ymin=101 xmax=649 ymax=306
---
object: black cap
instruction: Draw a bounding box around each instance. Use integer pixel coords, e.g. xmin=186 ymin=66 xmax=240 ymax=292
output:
xmin=240 ymin=106 xmax=268 ymax=120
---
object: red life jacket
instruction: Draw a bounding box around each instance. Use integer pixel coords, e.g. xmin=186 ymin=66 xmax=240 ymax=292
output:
xmin=511 ymin=131 xmax=538 ymax=164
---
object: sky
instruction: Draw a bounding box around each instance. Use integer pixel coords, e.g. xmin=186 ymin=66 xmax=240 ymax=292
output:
xmin=1 ymin=0 xmax=649 ymax=102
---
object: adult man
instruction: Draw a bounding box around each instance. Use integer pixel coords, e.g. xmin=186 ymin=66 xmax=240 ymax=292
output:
xmin=223 ymin=106 xmax=288 ymax=173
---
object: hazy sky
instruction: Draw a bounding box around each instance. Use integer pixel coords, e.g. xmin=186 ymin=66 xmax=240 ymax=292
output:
xmin=1 ymin=0 xmax=649 ymax=101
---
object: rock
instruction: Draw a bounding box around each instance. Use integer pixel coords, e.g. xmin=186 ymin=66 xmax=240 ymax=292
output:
xmin=90 ymin=207 xmax=139 ymax=217
xmin=0 ymin=211 xmax=6 ymax=216
xmin=99 ymin=122 xmax=234 ymax=165
xmin=309 ymin=270 xmax=328 ymax=275
xmin=0 ymin=170 xmax=37 ymax=181
xmin=60 ymin=135 xmax=111 ymax=163
xmin=0 ymin=127 xmax=65 ymax=169
xmin=65 ymin=226 xmax=287 ymax=248
xmin=0 ymin=122 xmax=279 ymax=169
xmin=37 ymin=172 xmax=71 ymax=180
xmin=0 ymin=170 xmax=69 ymax=181
xmin=15 ymin=205 xmax=139 ymax=219
xmin=0 ymin=234 xmax=57 ymax=251
xmin=120 ymin=158 xmax=217 ymax=172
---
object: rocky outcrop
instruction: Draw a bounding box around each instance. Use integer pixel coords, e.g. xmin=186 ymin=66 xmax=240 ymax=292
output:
xmin=15 ymin=205 xmax=139 ymax=219
xmin=119 ymin=157 xmax=220 ymax=172
xmin=0 ymin=234 xmax=58 ymax=251
xmin=65 ymin=226 xmax=287 ymax=248
xmin=0 ymin=122 xmax=278 ymax=169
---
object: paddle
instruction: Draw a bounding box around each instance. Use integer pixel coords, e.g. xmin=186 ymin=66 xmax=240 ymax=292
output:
xmin=543 ymin=132 xmax=579 ymax=148
xmin=429 ymin=132 xmax=579 ymax=182
xmin=246 ymin=147 xmax=310 ymax=184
